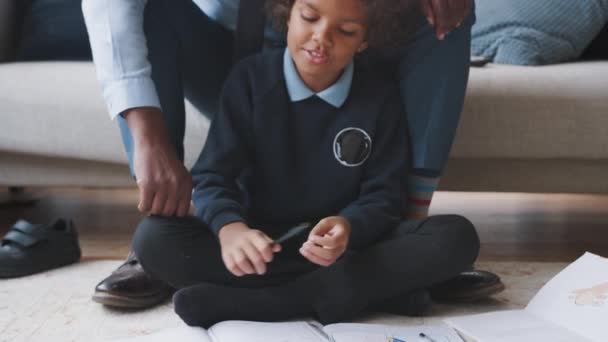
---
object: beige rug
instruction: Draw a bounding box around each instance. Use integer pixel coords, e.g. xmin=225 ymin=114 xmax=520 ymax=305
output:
xmin=0 ymin=260 xmax=567 ymax=342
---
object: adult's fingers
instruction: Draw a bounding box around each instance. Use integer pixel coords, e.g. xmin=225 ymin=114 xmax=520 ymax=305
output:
xmin=161 ymin=188 xmax=178 ymax=217
xmin=420 ymin=0 xmax=435 ymax=26
xmin=460 ymin=0 xmax=473 ymax=17
xmin=176 ymin=196 xmax=191 ymax=217
xmin=448 ymin=0 xmax=471 ymax=29
xmin=448 ymin=0 xmax=465 ymax=17
xmin=175 ymin=181 xmax=192 ymax=217
xmin=161 ymin=171 xmax=191 ymax=216
xmin=137 ymin=179 xmax=154 ymax=213
xmin=432 ymin=0 xmax=450 ymax=39
xmin=150 ymin=190 xmax=167 ymax=216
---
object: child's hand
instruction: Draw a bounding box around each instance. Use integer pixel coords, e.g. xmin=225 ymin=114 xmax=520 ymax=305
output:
xmin=300 ymin=216 xmax=351 ymax=267
xmin=218 ymin=222 xmax=281 ymax=277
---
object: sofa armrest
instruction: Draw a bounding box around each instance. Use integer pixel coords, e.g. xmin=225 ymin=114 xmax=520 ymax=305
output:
xmin=0 ymin=0 xmax=19 ymax=62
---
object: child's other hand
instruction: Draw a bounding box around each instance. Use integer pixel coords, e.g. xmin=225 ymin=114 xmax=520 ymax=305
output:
xmin=300 ymin=216 xmax=351 ymax=267
xmin=218 ymin=222 xmax=281 ymax=277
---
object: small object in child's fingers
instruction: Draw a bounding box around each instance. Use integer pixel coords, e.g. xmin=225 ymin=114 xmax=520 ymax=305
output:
xmin=274 ymin=222 xmax=311 ymax=244
xmin=386 ymin=337 xmax=406 ymax=342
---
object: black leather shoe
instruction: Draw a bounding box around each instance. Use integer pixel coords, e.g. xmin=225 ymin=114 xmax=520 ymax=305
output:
xmin=92 ymin=252 xmax=173 ymax=309
xmin=429 ymin=269 xmax=505 ymax=302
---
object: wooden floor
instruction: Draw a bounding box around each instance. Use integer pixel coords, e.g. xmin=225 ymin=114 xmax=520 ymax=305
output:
xmin=1 ymin=187 xmax=607 ymax=262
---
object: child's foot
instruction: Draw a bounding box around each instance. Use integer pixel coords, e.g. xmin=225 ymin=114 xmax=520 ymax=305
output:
xmin=369 ymin=288 xmax=432 ymax=316
xmin=173 ymin=282 xmax=312 ymax=328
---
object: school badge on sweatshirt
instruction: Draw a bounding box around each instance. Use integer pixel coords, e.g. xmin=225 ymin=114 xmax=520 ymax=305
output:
xmin=333 ymin=127 xmax=372 ymax=167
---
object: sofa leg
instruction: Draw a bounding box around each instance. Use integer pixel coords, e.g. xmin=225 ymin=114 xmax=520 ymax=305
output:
xmin=0 ymin=187 xmax=39 ymax=207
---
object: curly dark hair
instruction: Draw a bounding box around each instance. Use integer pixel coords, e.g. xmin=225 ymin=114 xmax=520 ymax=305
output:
xmin=265 ymin=0 xmax=420 ymax=49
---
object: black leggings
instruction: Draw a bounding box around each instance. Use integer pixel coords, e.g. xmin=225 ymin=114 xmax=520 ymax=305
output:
xmin=132 ymin=215 xmax=479 ymax=303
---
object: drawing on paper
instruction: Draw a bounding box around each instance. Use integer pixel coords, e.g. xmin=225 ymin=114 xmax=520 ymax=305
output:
xmin=570 ymin=282 xmax=608 ymax=306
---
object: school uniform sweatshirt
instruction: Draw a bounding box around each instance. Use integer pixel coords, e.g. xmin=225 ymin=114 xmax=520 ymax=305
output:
xmin=191 ymin=49 xmax=408 ymax=250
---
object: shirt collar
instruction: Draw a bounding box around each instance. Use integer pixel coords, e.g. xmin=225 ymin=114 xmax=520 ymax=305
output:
xmin=283 ymin=48 xmax=353 ymax=108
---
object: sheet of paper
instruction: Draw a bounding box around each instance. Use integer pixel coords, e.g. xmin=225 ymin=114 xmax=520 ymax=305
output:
xmin=445 ymin=310 xmax=591 ymax=342
xmin=110 ymin=325 xmax=211 ymax=342
xmin=525 ymin=252 xmax=608 ymax=342
xmin=324 ymin=322 xmax=463 ymax=342
xmin=208 ymin=321 xmax=327 ymax=342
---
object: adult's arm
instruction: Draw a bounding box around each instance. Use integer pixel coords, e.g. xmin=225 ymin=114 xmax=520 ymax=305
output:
xmin=82 ymin=0 xmax=161 ymax=118
xmin=82 ymin=0 xmax=192 ymax=217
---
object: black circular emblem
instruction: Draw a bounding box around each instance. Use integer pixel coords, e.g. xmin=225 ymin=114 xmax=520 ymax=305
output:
xmin=333 ymin=127 xmax=372 ymax=167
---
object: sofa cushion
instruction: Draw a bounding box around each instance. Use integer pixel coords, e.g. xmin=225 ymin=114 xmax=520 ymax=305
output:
xmin=452 ymin=62 xmax=608 ymax=160
xmin=0 ymin=62 xmax=208 ymax=169
xmin=18 ymin=0 xmax=92 ymax=61
xmin=472 ymin=0 xmax=608 ymax=65
xmin=2 ymin=61 xmax=608 ymax=162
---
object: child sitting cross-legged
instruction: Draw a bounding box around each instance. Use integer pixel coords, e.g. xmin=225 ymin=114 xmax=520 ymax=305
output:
xmin=131 ymin=0 xmax=480 ymax=328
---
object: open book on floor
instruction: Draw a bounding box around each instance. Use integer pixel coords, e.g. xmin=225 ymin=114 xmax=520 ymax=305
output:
xmin=445 ymin=252 xmax=608 ymax=342
xmin=112 ymin=321 xmax=463 ymax=342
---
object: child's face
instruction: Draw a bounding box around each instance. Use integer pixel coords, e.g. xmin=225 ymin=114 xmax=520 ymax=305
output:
xmin=287 ymin=0 xmax=369 ymax=91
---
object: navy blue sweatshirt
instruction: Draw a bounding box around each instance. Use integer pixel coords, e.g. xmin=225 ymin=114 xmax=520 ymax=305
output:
xmin=191 ymin=49 xmax=408 ymax=250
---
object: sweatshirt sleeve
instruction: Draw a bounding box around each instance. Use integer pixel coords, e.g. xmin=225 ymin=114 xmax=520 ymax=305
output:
xmin=191 ymin=64 xmax=254 ymax=235
xmin=339 ymin=88 xmax=408 ymax=250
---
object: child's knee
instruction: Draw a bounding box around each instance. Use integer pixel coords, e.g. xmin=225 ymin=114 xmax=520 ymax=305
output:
xmin=132 ymin=216 xmax=193 ymax=267
xmin=435 ymin=214 xmax=480 ymax=265
xmin=132 ymin=216 xmax=169 ymax=264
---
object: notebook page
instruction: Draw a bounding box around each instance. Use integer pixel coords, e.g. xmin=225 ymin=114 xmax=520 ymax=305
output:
xmin=445 ymin=310 xmax=591 ymax=342
xmin=525 ymin=252 xmax=608 ymax=342
xmin=110 ymin=325 xmax=211 ymax=342
xmin=323 ymin=322 xmax=463 ymax=342
xmin=208 ymin=321 xmax=327 ymax=342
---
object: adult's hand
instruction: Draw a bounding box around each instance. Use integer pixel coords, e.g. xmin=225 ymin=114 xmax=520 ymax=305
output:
xmin=420 ymin=0 xmax=473 ymax=40
xmin=123 ymin=107 xmax=192 ymax=217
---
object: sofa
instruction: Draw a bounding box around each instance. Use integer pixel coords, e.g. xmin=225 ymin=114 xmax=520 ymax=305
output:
xmin=1 ymin=1 xmax=608 ymax=193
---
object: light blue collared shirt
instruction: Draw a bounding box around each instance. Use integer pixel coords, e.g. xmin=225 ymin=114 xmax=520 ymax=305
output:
xmin=283 ymin=49 xmax=354 ymax=108
xmin=82 ymin=0 xmax=241 ymax=119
